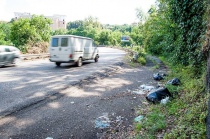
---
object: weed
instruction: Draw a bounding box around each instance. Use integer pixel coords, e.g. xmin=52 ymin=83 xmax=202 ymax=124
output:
xmin=135 ymin=106 xmax=167 ymax=139
xmin=137 ymin=57 xmax=146 ymax=65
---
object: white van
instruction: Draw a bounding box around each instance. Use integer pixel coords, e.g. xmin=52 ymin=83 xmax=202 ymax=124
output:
xmin=49 ymin=35 xmax=99 ymax=67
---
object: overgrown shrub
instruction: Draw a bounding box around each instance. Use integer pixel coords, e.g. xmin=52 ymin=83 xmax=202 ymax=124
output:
xmin=137 ymin=57 xmax=146 ymax=65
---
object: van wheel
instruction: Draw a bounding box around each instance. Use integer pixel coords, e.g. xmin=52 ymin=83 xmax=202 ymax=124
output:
xmin=55 ymin=62 xmax=61 ymax=66
xmin=77 ymin=58 xmax=82 ymax=67
xmin=94 ymin=55 xmax=99 ymax=62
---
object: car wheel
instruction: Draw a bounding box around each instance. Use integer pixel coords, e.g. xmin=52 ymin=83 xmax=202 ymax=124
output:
xmin=94 ymin=55 xmax=99 ymax=62
xmin=77 ymin=58 xmax=82 ymax=67
xmin=13 ymin=58 xmax=21 ymax=66
xmin=55 ymin=62 xmax=61 ymax=66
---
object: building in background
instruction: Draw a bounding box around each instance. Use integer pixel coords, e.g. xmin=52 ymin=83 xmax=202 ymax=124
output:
xmin=14 ymin=12 xmax=66 ymax=30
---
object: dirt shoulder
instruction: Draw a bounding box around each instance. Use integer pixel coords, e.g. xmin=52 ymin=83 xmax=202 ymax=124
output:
xmin=75 ymin=55 xmax=167 ymax=138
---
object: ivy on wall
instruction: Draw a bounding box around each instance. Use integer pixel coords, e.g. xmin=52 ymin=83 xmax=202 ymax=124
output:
xmin=168 ymin=0 xmax=207 ymax=66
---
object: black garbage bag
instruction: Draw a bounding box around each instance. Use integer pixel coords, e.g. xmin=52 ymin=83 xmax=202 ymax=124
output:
xmin=146 ymin=88 xmax=172 ymax=104
xmin=167 ymin=78 xmax=181 ymax=85
xmin=153 ymin=73 xmax=164 ymax=81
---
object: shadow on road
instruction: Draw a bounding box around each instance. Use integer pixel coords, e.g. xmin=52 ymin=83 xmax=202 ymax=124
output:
xmin=0 ymin=61 xmax=160 ymax=139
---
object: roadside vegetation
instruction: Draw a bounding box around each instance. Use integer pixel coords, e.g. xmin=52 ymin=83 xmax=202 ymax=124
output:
xmin=133 ymin=62 xmax=208 ymax=139
xmin=0 ymin=16 xmax=137 ymax=53
xmin=0 ymin=0 xmax=209 ymax=138
xmin=130 ymin=0 xmax=209 ymax=138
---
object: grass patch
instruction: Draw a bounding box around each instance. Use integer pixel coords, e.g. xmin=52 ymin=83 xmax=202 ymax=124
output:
xmin=135 ymin=105 xmax=167 ymax=139
xmin=151 ymin=64 xmax=160 ymax=70
xmin=122 ymin=46 xmax=147 ymax=67
xmin=137 ymin=57 xmax=146 ymax=65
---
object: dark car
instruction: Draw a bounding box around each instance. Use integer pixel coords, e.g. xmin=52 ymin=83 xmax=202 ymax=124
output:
xmin=0 ymin=45 xmax=21 ymax=67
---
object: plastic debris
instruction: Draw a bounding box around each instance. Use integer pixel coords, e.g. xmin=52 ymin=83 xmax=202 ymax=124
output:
xmin=132 ymin=90 xmax=146 ymax=95
xmin=116 ymin=116 xmax=123 ymax=122
xmin=167 ymin=78 xmax=181 ymax=85
xmin=132 ymin=84 xmax=156 ymax=95
xmin=70 ymin=102 xmax=74 ymax=104
xmin=95 ymin=113 xmax=110 ymax=129
xmin=134 ymin=115 xmax=144 ymax=122
xmin=133 ymin=53 xmax=139 ymax=62
xmin=140 ymin=84 xmax=155 ymax=91
xmin=46 ymin=137 xmax=53 ymax=139
xmin=146 ymin=88 xmax=172 ymax=104
xmin=160 ymin=97 xmax=170 ymax=104
xmin=153 ymin=73 xmax=165 ymax=81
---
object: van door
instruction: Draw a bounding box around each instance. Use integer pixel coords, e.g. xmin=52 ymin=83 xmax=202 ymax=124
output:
xmin=50 ymin=37 xmax=70 ymax=62
xmin=83 ymin=39 xmax=93 ymax=59
xmin=60 ymin=37 xmax=70 ymax=61
xmin=92 ymin=45 xmax=97 ymax=58
xmin=50 ymin=37 xmax=60 ymax=61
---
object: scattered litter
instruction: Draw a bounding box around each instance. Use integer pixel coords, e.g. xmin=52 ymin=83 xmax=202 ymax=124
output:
xmin=153 ymin=73 xmax=165 ymax=81
xmin=116 ymin=116 xmax=123 ymax=122
xmin=127 ymin=89 xmax=131 ymax=93
xmin=160 ymin=97 xmax=170 ymax=104
xmin=133 ymin=97 xmax=136 ymax=99
xmin=133 ymin=53 xmax=139 ymax=62
xmin=140 ymin=84 xmax=155 ymax=91
xmin=134 ymin=115 xmax=144 ymax=122
xmin=167 ymin=78 xmax=181 ymax=85
xmin=95 ymin=113 xmax=110 ymax=129
xmin=132 ymin=90 xmax=146 ymax=95
xmin=46 ymin=137 xmax=53 ymax=139
xmin=142 ymin=101 xmax=149 ymax=105
xmin=146 ymin=88 xmax=172 ymax=104
xmin=70 ymin=102 xmax=74 ymax=104
xmin=112 ymin=113 xmax=116 ymax=116
xmin=132 ymin=84 xmax=156 ymax=95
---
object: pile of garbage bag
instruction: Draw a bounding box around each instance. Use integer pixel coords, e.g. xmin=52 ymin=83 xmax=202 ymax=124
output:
xmin=167 ymin=78 xmax=181 ymax=85
xmin=153 ymin=73 xmax=166 ymax=81
xmin=146 ymin=88 xmax=172 ymax=104
xmin=145 ymin=75 xmax=181 ymax=104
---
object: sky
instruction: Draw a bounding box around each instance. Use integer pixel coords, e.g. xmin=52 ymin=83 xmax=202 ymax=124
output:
xmin=0 ymin=0 xmax=156 ymax=25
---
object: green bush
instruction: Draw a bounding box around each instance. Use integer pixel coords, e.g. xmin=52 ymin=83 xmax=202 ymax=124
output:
xmin=137 ymin=57 xmax=146 ymax=65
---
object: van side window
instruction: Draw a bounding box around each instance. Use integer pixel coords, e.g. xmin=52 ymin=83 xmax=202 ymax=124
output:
xmin=5 ymin=48 xmax=10 ymax=52
xmin=61 ymin=38 xmax=68 ymax=47
xmin=52 ymin=38 xmax=59 ymax=47
xmin=93 ymin=42 xmax=96 ymax=47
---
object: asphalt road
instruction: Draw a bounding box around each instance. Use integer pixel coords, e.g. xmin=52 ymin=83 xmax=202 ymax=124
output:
xmin=0 ymin=47 xmax=160 ymax=139
xmin=0 ymin=47 xmax=125 ymax=116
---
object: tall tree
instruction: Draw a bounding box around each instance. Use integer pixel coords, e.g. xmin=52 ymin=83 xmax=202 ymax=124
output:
xmin=0 ymin=21 xmax=11 ymax=45
xmin=136 ymin=7 xmax=147 ymax=24
xmin=30 ymin=15 xmax=52 ymax=41
xmin=10 ymin=15 xmax=52 ymax=47
xmin=67 ymin=20 xmax=84 ymax=30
